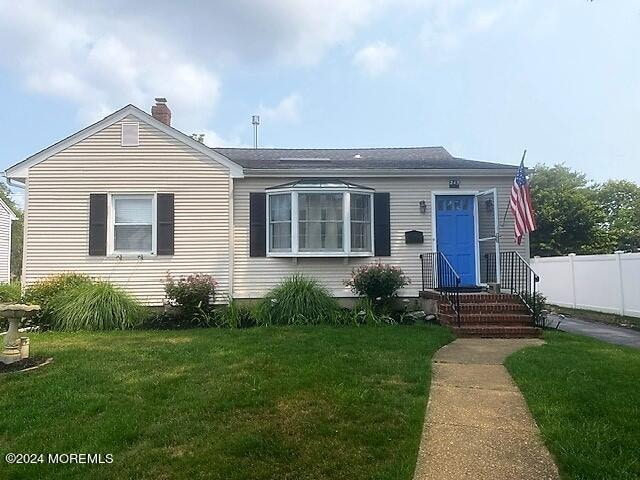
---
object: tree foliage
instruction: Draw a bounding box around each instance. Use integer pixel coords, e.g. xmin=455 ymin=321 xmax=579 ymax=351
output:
xmin=530 ymin=164 xmax=640 ymax=256
xmin=595 ymin=180 xmax=640 ymax=252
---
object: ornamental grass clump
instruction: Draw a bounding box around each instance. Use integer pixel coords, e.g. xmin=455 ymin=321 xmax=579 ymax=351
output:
xmin=254 ymin=275 xmax=340 ymax=326
xmin=346 ymin=263 xmax=409 ymax=306
xmin=50 ymin=281 xmax=145 ymax=331
xmin=22 ymin=273 xmax=94 ymax=330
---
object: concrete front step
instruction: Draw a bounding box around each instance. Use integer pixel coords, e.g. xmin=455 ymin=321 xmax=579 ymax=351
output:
xmin=450 ymin=325 xmax=542 ymax=338
xmin=440 ymin=313 xmax=534 ymax=327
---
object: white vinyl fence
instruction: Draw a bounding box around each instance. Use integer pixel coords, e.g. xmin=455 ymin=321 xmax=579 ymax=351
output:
xmin=530 ymin=252 xmax=640 ymax=318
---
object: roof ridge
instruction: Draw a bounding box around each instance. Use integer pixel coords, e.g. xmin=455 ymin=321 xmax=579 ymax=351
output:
xmin=212 ymin=146 xmax=448 ymax=151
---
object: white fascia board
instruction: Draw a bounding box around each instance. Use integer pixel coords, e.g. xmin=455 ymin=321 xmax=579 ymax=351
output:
xmin=4 ymin=104 xmax=244 ymax=180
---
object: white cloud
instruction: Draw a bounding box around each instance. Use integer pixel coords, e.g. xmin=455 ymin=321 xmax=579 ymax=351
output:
xmin=353 ymin=41 xmax=398 ymax=76
xmin=418 ymin=1 xmax=528 ymax=56
xmin=198 ymin=129 xmax=249 ymax=148
xmin=0 ymin=1 xmax=220 ymax=127
xmin=259 ymin=93 xmax=302 ymax=123
xmin=0 ymin=0 xmax=384 ymax=126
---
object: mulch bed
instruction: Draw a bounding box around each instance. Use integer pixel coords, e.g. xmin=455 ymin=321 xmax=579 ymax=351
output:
xmin=0 ymin=356 xmax=52 ymax=374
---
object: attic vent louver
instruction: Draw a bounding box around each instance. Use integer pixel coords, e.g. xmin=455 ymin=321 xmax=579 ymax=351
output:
xmin=121 ymin=122 xmax=139 ymax=147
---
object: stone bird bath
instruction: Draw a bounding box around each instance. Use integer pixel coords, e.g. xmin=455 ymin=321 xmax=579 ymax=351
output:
xmin=1 ymin=304 xmax=40 ymax=364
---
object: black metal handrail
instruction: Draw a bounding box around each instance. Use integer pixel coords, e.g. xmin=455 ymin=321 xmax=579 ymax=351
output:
xmin=484 ymin=251 xmax=541 ymax=324
xmin=501 ymin=251 xmax=540 ymax=320
xmin=420 ymin=252 xmax=461 ymax=326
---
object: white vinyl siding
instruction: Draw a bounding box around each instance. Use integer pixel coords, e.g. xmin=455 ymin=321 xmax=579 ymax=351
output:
xmin=24 ymin=115 xmax=231 ymax=305
xmin=234 ymin=176 xmax=528 ymax=298
xmin=0 ymin=207 xmax=12 ymax=283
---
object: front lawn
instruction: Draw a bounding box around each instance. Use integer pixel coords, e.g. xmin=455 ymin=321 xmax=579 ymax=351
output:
xmin=0 ymin=325 xmax=452 ymax=480
xmin=506 ymin=331 xmax=640 ymax=480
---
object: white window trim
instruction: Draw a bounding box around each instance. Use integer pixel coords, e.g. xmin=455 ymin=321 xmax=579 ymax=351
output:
xmin=107 ymin=193 xmax=157 ymax=257
xmin=266 ymin=187 xmax=375 ymax=257
xmin=121 ymin=122 xmax=140 ymax=147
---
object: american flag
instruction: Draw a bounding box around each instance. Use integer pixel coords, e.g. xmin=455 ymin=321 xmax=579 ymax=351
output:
xmin=509 ymin=158 xmax=536 ymax=245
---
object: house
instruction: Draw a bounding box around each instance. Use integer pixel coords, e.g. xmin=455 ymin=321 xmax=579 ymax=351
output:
xmin=0 ymin=198 xmax=17 ymax=283
xmin=5 ymin=99 xmax=538 ymax=336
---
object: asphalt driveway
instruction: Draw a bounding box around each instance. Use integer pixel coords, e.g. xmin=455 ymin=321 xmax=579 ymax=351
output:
xmin=547 ymin=314 xmax=640 ymax=349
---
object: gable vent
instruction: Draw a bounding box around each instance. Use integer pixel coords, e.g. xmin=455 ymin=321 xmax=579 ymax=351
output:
xmin=121 ymin=122 xmax=139 ymax=147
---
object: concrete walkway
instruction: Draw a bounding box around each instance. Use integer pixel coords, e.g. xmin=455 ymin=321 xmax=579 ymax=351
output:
xmin=548 ymin=314 xmax=640 ymax=349
xmin=413 ymin=339 xmax=559 ymax=480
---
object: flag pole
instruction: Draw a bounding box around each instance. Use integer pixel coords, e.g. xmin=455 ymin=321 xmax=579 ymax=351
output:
xmin=501 ymin=149 xmax=527 ymax=227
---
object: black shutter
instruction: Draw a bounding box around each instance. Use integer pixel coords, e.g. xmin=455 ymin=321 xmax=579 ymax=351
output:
xmin=157 ymin=193 xmax=175 ymax=255
xmin=89 ymin=193 xmax=107 ymax=256
xmin=250 ymin=192 xmax=266 ymax=257
xmin=374 ymin=192 xmax=391 ymax=256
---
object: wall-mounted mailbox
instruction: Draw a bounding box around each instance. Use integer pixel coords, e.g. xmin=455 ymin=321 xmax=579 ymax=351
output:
xmin=405 ymin=230 xmax=424 ymax=244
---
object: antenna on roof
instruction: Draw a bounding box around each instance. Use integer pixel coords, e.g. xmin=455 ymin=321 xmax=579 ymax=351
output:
xmin=252 ymin=115 xmax=260 ymax=149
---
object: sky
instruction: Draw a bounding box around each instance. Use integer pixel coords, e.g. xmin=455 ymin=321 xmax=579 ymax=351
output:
xmin=0 ymin=0 xmax=638 ymax=206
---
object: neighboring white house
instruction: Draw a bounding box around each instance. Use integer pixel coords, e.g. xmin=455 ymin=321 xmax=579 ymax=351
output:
xmin=0 ymin=197 xmax=17 ymax=283
xmin=4 ymin=100 xmax=528 ymax=305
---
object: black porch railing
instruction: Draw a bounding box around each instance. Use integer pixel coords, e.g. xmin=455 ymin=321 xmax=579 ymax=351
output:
xmin=484 ymin=251 xmax=541 ymax=323
xmin=420 ymin=252 xmax=461 ymax=327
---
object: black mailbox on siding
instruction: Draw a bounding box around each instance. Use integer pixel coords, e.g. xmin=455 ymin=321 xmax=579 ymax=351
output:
xmin=405 ymin=230 xmax=424 ymax=244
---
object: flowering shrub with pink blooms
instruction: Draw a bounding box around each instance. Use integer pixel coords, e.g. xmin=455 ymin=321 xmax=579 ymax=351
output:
xmin=165 ymin=274 xmax=217 ymax=321
xmin=346 ymin=263 xmax=409 ymax=304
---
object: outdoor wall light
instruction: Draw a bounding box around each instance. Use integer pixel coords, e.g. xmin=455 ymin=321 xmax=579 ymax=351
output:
xmin=419 ymin=200 xmax=427 ymax=214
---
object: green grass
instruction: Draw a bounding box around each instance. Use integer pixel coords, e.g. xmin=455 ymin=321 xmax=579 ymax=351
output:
xmin=506 ymin=331 xmax=640 ymax=480
xmin=0 ymin=325 xmax=452 ymax=480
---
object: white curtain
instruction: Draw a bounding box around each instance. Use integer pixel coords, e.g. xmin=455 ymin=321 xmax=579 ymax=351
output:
xmin=298 ymin=193 xmax=343 ymax=251
xmin=350 ymin=193 xmax=371 ymax=251
xmin=269 ymin=194 xmax=292 ymax=251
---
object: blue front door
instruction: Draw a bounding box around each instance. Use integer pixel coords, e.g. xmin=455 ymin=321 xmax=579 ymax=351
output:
xmin=435 ymin=195 xmax=476 ymax=286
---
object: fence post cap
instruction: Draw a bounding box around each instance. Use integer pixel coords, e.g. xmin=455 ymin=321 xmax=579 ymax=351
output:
xmin=568 ymin=253 xmax=576 ymax=257
xmin=614 ymin=250 xmax=625 ymax=254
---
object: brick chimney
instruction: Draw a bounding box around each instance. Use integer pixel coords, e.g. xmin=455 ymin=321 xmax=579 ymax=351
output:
xmin=151 ymin=97 xmax=171 ymax=126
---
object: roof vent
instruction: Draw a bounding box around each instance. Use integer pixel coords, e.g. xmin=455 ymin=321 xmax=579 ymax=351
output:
xmin=354 ymin=154 xmax=362 ymax=159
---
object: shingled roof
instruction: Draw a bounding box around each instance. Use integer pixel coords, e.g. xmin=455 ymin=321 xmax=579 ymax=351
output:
xmin=212 ymin=146 xmax=516 ymax=170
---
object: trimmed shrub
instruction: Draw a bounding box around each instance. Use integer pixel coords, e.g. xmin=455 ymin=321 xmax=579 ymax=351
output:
xmin=49 ymin=281 xmax=146 ymax=331
xmin=165 ymin=274 xmax=217 ymax=322
xmin=0 ymin=282 xmax=21 ymax=303
xmin=346 ymin=263 xmax=409 ymax=305
xmin=254 ymin=275 xmax=339 ymax=325
xmin=22 ymin=273 xmax=94 ymax=330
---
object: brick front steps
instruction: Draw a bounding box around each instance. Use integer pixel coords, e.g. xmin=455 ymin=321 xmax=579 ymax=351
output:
xmin=420 ymin=291 xmax=541 ymax=338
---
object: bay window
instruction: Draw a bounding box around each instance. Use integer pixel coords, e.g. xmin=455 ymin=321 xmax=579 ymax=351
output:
xmin=266 ymin=180 xmax=374 ymax=257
